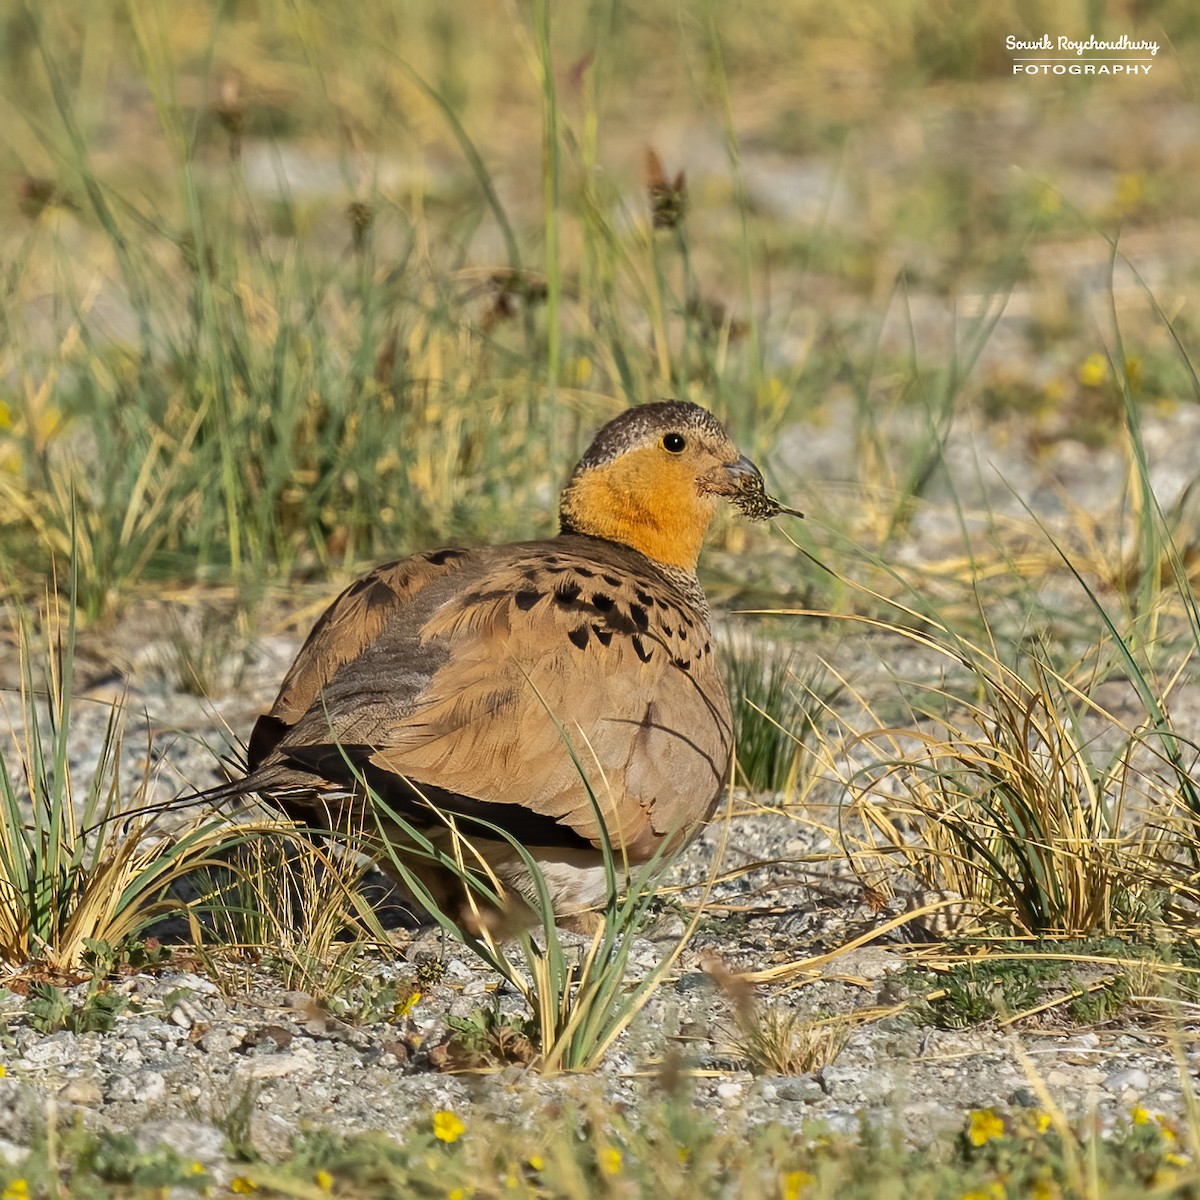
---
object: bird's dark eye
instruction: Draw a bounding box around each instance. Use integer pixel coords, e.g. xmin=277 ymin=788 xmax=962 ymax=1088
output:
xmin=662 ymin=432 xmax=687 ymax=453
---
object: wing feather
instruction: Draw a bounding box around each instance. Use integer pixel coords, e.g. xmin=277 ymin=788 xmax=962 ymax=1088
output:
xmin=247 ymin=548 xmax=471 ymax=767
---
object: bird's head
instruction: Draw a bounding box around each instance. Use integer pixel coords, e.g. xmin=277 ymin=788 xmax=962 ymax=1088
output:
xmin=559 ymin=401 xmax=799 ymax=571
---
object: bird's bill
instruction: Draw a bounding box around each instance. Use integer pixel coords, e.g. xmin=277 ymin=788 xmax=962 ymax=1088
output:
xmin=698 ymin=454 xmax=803 ymax=522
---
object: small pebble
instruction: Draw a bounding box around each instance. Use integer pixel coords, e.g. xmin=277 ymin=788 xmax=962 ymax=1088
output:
xmin=169 ymin=1000 xmax=206 ymax=1030
xmin=161 ymin=973 xmax=218 ymax=997
xmin=105 ymin=1070 xmax=166 ymax=1103
xmin=58 ymin=1078 xmax=102 ymax=1106
xmin=1104 ymin=1067 xmax=1150 ymax=1095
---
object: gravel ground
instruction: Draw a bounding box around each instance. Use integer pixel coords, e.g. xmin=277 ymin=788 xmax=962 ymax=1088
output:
xmin=2 ymin=407 xmax=1199 ymax=1176
xmin=0 ymin=814 xmax=1194 ymax=1180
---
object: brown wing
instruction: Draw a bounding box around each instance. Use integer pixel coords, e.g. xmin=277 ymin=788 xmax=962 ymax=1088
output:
xmin=258 ymin=538 xmax=732 ymax=858
xmin=246 ymin=548 xmax=471 ymax=769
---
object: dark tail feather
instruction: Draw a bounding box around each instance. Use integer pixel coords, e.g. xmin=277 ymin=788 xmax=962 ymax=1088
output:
xmin=83 ymin=767 xmax=265 ymax=841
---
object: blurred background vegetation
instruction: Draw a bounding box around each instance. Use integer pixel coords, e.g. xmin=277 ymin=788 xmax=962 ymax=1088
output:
xmin=2 ymin=0 xmax=1198 ymax=617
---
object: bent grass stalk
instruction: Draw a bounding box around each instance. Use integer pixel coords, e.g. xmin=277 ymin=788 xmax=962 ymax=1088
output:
xmin=361 ymin=777 xmax=728 ymax=1073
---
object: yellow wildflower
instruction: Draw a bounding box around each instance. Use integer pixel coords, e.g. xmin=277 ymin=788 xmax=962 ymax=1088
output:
xmin=448 ymin=1190 xmax=466 ymax=1200
xmin=1030 ymin=1179 xmax=1061 ymax=1200
xmin=2 ymin=1182 xmax=29 ymax=1200
xmin=783 ymin=1169 xmax=815 ymax=1199
xmin=433 ymin=1110 xmax=466 ymax=1145
xmin=600 ymin=1147 xmax=622 ymax=1175
xmin=0 ymin=1066 xmax=6 ymax=1078
xmin=526 ymin=1154 xmax=545 ymax=1172
xmin=187 ymin=1161 xmax=206 ymax=1175
xmin=967 ymin=1109 xmax=1006 ymax=1147
xmin=958 ymin=1186 xmax=1006 ymax=1200
xmin=1166 ymin=1152 xmax=1190 ymax=1167
xmin=1077 ymin=354 xmax=1108 ymax=389
xmin=1132 ymin=1104 xmax=1151 ymax=1125
xmin=393 ymin=991 xmax=421 ymax=1018
xmin=230 ymin=1178 xmax=258 ymax=1195
xmin=564 ymin=356 xmax=593 ymax=387
xmin=315 ymin=1168 xmax=334 ymax=1190
xmin=1125 ymin=356 xmax=1142 ymax=392
xmin=1115 ymin=173 xmax=1143 ymax=215
xmin=1033 ymin=1110 xmax=1052 ymax=1134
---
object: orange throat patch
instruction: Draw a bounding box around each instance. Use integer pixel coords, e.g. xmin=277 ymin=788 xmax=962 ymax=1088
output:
xmin=559 ymin=452 xmax=719 ymax=571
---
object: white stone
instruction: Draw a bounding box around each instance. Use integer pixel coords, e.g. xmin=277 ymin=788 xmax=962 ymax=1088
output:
xmin=0 ymin=1139 xmax=29 ymax=1168
xmin=162 ymin=973 xmax=218 ymax=996
xmin=168 ymin=1000 xmax=207 ymax=1030
xmin=104 ymin=1070 xmax=166 ymax=1103
xmin=1104 ymin=1067 xmax=1150 ymax=1095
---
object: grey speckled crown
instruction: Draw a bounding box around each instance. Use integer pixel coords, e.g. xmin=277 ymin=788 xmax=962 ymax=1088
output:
xmin=571 ymin=401 xmax=730 ymax=472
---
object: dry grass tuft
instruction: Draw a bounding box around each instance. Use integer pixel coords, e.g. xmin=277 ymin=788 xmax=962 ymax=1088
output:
xmin=730 ymin=1003 xmax=852 ymax=1076
xmin=0 ymin=578 xmax=246 ymax=972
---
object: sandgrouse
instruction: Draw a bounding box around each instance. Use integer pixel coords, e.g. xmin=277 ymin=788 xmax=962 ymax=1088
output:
xmin=230 ymin=402 xmax=794 ymax=928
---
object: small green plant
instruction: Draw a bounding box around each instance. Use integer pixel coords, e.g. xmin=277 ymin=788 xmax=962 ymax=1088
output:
xmin=904 ymin=949 xmax=1142 ymax=1030
xmin=324 ymin=977 xmax=423 ymax=1027
xmin=721 ymin=635 xmax=832 ymax=795
xmin=24 ymin=982 xmax=71 ymax=1034
xmin=80 ymin=936 xmax=171 ymax=976
xmin=26 ymin=982 xmax=130 ymax=1036
xmin=908 ymin=958 xmax=1059 ymax=1029
xmin=435 ymin=1001 xmax=540 ymax=1070
xmin=1068 ymin=970 xmax=1133 ymax=1026
xmin=415 ymin=956 xmax=447 ymax=987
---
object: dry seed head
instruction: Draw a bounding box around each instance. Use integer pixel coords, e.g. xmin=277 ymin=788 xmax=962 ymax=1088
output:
xmin=19 ymin=177 xmax=76 ymax=220
xmin=346 ymin=201 xmax=374 ymax=253
xmin=645 ymin=147 xmax=687 ymax=230
xmin=214 ymin=73 xmax=245 ymax=160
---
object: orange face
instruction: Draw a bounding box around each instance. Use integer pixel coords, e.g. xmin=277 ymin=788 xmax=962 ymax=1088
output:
xmin=560 ymin=424 xmax=758 ymax=571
